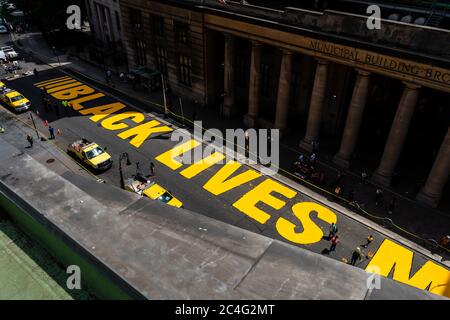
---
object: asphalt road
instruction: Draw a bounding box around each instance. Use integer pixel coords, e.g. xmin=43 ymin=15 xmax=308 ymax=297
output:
xmin=0 ymin=44 xmax=449 ymax=297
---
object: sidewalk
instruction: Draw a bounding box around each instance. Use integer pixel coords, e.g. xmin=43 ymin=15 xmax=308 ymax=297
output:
xmin=14 ymin=31 xmax=450 ymax=261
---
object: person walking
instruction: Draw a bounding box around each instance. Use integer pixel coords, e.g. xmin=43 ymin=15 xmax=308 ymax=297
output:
xmin=329 ymin=235 xmax=339 ymax=252
xmin=350 ymin=247 xmax=363 ymax=266
xmin=375 ymin=187 xmax=383 ymax=205
xmin=361 ymin=169 xmax=368 ymax=184
xmin=328 ymin=222 xmax=338 ymax=238
xmin=298 ymin=154 xmax=305 ymax=164
xmin=49 ymin=126 xmax=55 ymax=139
xmin=26 ymin=135 xmax=33 ymax=148
xmin=309 ymin=152 xmax=316 ymax=165
xmin=388 ymin=197 xmax=396 ymax=214
xmin=119 ymin=72 xmax=125 ymax=83
xmin=150 ymin=162 xmax=155 ymax=176
xmin=362 ymin=235 xmax=374 ymax=248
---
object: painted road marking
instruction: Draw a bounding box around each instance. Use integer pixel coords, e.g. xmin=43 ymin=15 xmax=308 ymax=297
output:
xmin=34 ymin=76 xmax=450 ymax=298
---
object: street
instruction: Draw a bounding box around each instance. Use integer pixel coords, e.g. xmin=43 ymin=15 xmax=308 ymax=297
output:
xmin=0 ymin=17 xmax=448 ymax=298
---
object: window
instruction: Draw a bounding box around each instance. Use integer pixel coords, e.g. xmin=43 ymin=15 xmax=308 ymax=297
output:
xmin=260 ymin=63 xmax=271 ymax=97
xmin=115 ymin=11 xmax=121 ymax=31
xmin=156 ymin=47 xmax=168 ymax=76
xmin=235 ymin=54 xmax=249 ymax=88
xmin=178 ymin=55 xmax=192 ymax=87
xmin=135 ymin=39 xmax=147 ymax=66
xmin=129 ymin=8 xmax=142 ymax=30
xmin=152 ymin=14 xmax=164 ymax=36
xmin=175 ymin=21 xmax=189 ymax=44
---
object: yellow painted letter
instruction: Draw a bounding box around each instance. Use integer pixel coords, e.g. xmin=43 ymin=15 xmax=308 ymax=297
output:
xmin=101 ymin=111 xmax=145 ymax=130
xmin=276 ymin=202 xmax=337 ymax=245
xmin=155 ymin=139 xmax=201 ymax=170
xmin=118 ymin=120 xmax=173 ymax=148
xmin=233 ymin=179 xmax=296 ymax=224
xmin=203 ymin=160 xmax=261 ymax=196
xmin=366 ymin=239 xmax=450 ymax=298
xmin=51 ymin=85 xmax=95 ymax=100
xmin=79 ymin=102 xmax=126 ymax=122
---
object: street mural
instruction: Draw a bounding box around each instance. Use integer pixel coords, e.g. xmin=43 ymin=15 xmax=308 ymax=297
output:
xmin=34 ymin=75 xmax=450 ymax=298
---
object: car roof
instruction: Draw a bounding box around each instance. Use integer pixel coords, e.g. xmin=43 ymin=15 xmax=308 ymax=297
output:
xmin=5 ymin=90 xmax=22 ymax=97
xmin=83 ymin=143 xmax=100 ymax=152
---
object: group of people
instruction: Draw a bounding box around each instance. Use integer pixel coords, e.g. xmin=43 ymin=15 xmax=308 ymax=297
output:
xmin=2 ymin=60 xmax=20 ymax=74
xmin=293 ymin=152 xmax=327 ymax=186
xmin=327 ymin=222 xmax=375 ymax=266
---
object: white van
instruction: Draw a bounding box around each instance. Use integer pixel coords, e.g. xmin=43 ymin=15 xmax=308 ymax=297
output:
xmin=0 ymin=50 xmax=6 ymax=62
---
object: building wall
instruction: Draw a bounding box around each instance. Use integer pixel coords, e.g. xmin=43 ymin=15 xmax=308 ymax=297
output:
xmin=120 ymin=0 xmax=206 ymax=103
xmin=85 ymin=0 xmax=124 ymax=47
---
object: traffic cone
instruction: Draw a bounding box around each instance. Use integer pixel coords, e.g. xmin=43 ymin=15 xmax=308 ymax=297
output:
xmin=44 ymin=120 xmax=48 ymax=127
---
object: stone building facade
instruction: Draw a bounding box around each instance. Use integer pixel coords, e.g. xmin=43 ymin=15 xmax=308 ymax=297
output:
xmin=118 ymin=0 xmax=450 ymax=207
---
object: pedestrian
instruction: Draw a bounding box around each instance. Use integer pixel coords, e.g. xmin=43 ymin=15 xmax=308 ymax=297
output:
xmin=298 ymin=154 xmax=305 ymax=164
xmin=375 ymin=187 xmax=383 ymax=205
xmin=119 ymin=72 xmax=125 ymax=82
xmin=150 ymin=162 xmax=155 ymax=176
xmin=439 ymin=235 xmax=450 ymax=248
xmin=350 ymin=247 xmax=363 ymax=266
xmin=329 ymin=235 xmax=339 ymax=252
xmin=26 ymin=135 xmax=33 ymax=148
xmin=362 ymin=235 xmax=374 ymax=248
xmin=49 ymin=126 xmax=55 ymax=139
xmin=309 ymin=152 xmax=316 ymax=165
xmin=388 ymin=197 xmax=396 ymax=214
xmin=328 ymin=222 xmax=338 ymax=238
xmin=334 ymin=185 xmax=343 ymax=198
xmin=361 ymin=169 xmax=368 ymax=184
xmin=33 ymin=68 xmax=38 ymax=78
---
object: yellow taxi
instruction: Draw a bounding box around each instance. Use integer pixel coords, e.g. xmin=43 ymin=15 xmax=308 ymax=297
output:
xmin=1 ymin=88 xmax=31 ymax=112
xmin=125 ymin=174 xmax=183 ymax=208
xmin=67 ymin=139 xmax=112 ymax=171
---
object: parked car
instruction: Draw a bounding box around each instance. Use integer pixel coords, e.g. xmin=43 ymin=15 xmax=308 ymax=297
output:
xmin=125 ymin=174 xmax=183 ymax=208
xmin=67 ymin=139 xmax=113 ymax=171
xmin=0 ymin=88 xmax=31 ymax=112
xmin=1 ymin=46 xmax=18 ymax=59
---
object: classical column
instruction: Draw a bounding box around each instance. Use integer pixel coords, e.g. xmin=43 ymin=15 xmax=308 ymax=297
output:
xmin=417 ymin=127 xmax=450 ymax=207
xmin=299 ymin=59 xmax=329 ymax=152
xmin=274 ymin=49 xmax=293 ymax=133
xmin=244 ymin=40 xmax=262 ymax=128
xmin=223 ymin=33 xmax=235 ymax=118
xmin=372 ymin=82 xmax=420 ymax=186
xmin=333 ymin=69 xmax=371 ymax=168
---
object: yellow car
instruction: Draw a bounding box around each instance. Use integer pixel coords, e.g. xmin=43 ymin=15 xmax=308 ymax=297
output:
xmin=67 ymin=139 xmax=112 ymax=171
xmin=125 ymin=174 xmax=183 ymax=208
xmin=1 ymin=88 xmax=31 ymax=112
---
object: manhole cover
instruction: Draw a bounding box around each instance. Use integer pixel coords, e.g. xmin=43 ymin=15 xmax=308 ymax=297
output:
xmin=46 ymin=158 xmax=55 ymax=163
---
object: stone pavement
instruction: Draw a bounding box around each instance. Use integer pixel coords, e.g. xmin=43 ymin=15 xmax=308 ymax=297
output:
xmin=11 ymin=30 xmax=450 ymax=262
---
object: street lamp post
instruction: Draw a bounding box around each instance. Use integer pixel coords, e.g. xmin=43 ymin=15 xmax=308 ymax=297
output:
xmin=119 ymin=152 xmax=131 ymax=189
xmin=29 ymin=112 xmax=40 ymax=140
xmin=52 ymin=46 xmax=61 ymax=67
